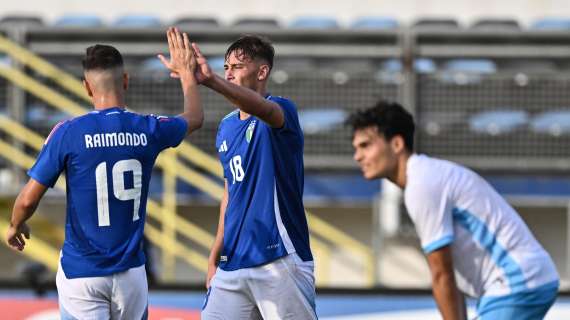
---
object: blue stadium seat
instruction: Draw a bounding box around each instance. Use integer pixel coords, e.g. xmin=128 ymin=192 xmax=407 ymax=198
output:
xmin=139 ymin=57 xmax=169 ymax=79
xmin=444 ymin=59 xmax=497 ymax=73
xmin=375 ymin=59 xmax=403 ymax=84
xmin=530 ymin=110 xmax=570 ymax=136
xmin=414 ymin=58 xmax=437 ymax=73
xmin=208 ymin=56 xmax=226 ymax=75
xmin=54 ymin=14 xmax=103 ymax=27
xmin=350 ymin=17 xmax=399 ymax=29
xmin=113 ymin=15 xmax=162 ymax=28
xmin=298 ymin=109 xmax=347 ymax=134
xmin=469 ymin=110 xmax=529 ymax=135
xmin=289 ymin=16 xmax=339 ymax=29
xmin=531 ymin=18 xmax=570 ymax=30
xmin=439 ymin=59 xmax=497 ymax=85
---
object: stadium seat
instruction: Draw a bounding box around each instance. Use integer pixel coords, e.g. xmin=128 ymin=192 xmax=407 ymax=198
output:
xmin=531 ymin=18 xmax=570 ymax=30
xmin=208 ymin=56 xmax=226 ymax=75
xmin=54 ymin=14 xmax=104 ymax=27
xmin=173 ymin=16 xmax=220 ymax=29
xmin=233 ymin=17 xmax=281 ymax=29
xmin=289 ymin=16 xmax=339 ymax=29
xmin=138 ymin=57 xmax=170 ymax=79
xmin=439 ymin=59 xmax=497 ymax=85
xmin=350 ymin=16 xmax=399 ymax=29
xmin=469 ymin=110 xmax=529 ymax=135
xmin=298 ymin=109 xmax=347 ymax=134
xmin=414 ymin=58 xmax=437 ymax=73
xmin=470 ymin=18 xmax=520 ymax=31
xmin=113 ymin=15 xmax=162 ymax=27
xmin=444 ymin=59 xmax=497 ymax=73
xmin=0 ymin=15 xmax=43 ymax=27
xmin=375 ymin=59 xmax=403 ymax=84
xmin=530 ymin=110 xmax=570 ymax=136
xmin=413 ymin=18 xmax=460 ymax=30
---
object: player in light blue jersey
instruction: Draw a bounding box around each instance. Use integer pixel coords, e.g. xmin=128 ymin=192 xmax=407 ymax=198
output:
xmin=349 ymin=101 xmax=559 ymax=320
xmin=178 ymin=35 xmax=316 ymax=319
xmin=5 ymin=28 xmax=203 ymax=319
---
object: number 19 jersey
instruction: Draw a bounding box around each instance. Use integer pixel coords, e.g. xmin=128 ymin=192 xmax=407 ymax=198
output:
xmin=215 ymin=96 xmax=313 ymax=271
xmin=28 ymin=107 xmax=188 ymax=279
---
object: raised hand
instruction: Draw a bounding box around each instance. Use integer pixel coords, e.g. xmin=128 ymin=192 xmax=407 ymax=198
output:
xmin=192 ymin=42 xmax=214 ymax=85
xmin=158 ymin=27 xmax=196 ymax=82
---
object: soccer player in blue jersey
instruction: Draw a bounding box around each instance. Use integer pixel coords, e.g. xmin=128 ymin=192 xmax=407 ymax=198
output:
xmin=5 ymin=27 xmax=203 ymax=319
xmin=183 ymin=35 xmax=316 ymax=319
xmin=349 ymin=101 xmax=559 ymax=320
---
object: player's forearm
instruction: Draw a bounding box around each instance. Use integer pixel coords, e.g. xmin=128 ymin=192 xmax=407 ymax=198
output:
xmin=10 ymin=194 xmax=38 ymax=228
xmin=205 ymin=75 xmax=279 ymax=122
xmin=179 ymin=73 xmax=203 ymax=134
xmin=432 ymin=272 xmax=465 ymax=320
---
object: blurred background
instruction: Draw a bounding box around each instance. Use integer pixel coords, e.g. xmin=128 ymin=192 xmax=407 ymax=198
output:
xmin=1 ymin=0 xmax=570 ymax=318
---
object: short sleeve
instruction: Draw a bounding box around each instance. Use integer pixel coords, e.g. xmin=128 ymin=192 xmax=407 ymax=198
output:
xmin=270 ymin=97 xmax=302 ymax=136
xmin=404 ymin=180 xmax=454 ymax=254
xmin=28 ymin=121 xmax=69 ymax=188
xmin=148 ymin=115 xmax=188 ymax=150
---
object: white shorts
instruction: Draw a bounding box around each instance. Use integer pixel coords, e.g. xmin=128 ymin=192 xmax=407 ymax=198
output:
xmin=202 ymin=253 xmax=317 ymax=320
xmin=56 ymin=262 xmax=148 ymax=320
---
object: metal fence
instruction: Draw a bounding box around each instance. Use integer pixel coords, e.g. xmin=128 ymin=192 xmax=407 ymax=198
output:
xmin=4 ymin=26 xmax=570 ymax=171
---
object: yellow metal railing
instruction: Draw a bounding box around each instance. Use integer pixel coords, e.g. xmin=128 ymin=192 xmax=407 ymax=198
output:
xmin=0 ymin=34 xmax=375 ymax=285
xmin=0 ymin=131 xmax=209 ymax=273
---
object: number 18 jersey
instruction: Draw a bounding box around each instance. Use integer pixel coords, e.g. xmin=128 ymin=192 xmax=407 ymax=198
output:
xmin=216 ymin=96 xmax=313 ymax=271
xmin=28 ymin=107 xmax=187 ymax=279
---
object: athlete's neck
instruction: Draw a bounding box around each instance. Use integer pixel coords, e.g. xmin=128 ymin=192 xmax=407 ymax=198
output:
xmin=92 ymin=93 xmax=126 ymax=111
xmin=391 ymin=152 xmax=411 ymax=189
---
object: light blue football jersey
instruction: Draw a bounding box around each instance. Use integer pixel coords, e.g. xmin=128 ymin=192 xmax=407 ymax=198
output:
xmin=28 ymin=107 xmax=187 ymax=278
xmin=215 ymin=95 xmax=313 ymax=271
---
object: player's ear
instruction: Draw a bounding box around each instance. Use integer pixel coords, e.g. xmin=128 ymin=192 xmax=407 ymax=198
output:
xmin=391 ymin=135 xmax=405 ymax=154
xmin=123 ymin=72 xmax=129 ymax=91
xmin=257 ymin=64 xmax=270 ymax=81
xmin=83 ymin=79 xmax=93 ymax=97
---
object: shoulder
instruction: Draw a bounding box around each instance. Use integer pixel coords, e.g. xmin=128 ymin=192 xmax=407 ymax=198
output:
xmin=405 ymin=155 xmax=448 ymax=201
xmin=219 ymin=109 xmax=239 ymax=126
xmin=268 ymin=95 xmax=296 ymax=109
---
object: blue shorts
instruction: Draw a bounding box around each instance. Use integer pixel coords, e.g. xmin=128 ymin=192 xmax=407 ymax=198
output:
xmin=477 ymin=281 xmax=559 ymax=320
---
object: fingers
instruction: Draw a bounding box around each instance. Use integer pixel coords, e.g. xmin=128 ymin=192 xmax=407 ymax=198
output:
xmin=183 ymin=32 xmax=193 ymax=55
xmin=157 ymin=54 xmax=171 ymax=68
xmin=23 ymin=227 xmax=30 ymax=240
xmin=192 ymin=43 xmax=204 ymax=59
xmin=166 ymin=27 xmax=175 ymax=55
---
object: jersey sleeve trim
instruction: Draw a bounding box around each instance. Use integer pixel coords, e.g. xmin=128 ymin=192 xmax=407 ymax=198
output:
xmin=423 ymin=234 xmax=454 ymax=254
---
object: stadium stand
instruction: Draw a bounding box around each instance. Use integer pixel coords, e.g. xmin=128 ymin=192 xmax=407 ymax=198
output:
xmin=112 ymin=14 xmax=162 ymax=28
xmin=54 ymin=14 xmax=104 ymax=27
xmin=350 ymin=16 xmax=399 ymax=29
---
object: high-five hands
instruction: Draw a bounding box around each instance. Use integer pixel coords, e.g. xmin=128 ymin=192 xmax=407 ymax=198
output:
xmin=158 ymin=27 xmax=197 ymax=82
xmin=158 ymin=27 xmax=214 ymax=85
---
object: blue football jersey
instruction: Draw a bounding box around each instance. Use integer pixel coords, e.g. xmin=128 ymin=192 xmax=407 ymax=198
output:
xmin=28 ymin=107 xmax=188 ymax=278
xmin=215 ymin=95 xmax=313 ymax=271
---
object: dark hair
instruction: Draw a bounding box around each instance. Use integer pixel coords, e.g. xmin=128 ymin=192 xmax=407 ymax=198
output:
xmin=347 ymin=100 xmax=415 ymax=151
xmin=225 ymin=35 xmax=274 ymax=70
xmin=82 ymin=44 xmax=124 ymax=71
